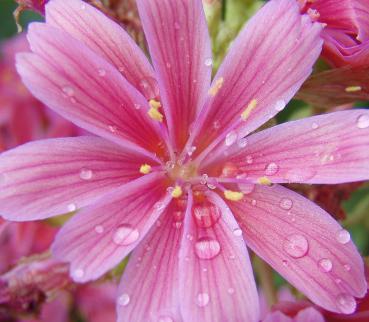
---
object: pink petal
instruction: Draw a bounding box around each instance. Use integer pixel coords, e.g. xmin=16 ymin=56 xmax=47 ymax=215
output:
xmin=137 ymin=0 xmax=212 ymax=149
xmin=263 ymin=311 xmax=293 ymax=322
xmin=116 ymin=199 xmax=189 ymax=322
xmin=51 ymin=173 xmax=171 ymax=282
xmin=17 ymin=23 xmax=163 ymax=154
xmin=189 ymin=0 xmax=323 ymax=158
xmin=295 ymin=307 xmax=325 ymax=322
xmin=229 ymin=184 xmax=367 ymax=314
xmin=45 ymin=0 xmax=158 ymax=100
xmin=205 ymin=110 xmax=369 ymax=184
xmin=179 ymin=191 xmax=259 ymax=322
xmin=0 ymin=136 xmax=157 ymax=220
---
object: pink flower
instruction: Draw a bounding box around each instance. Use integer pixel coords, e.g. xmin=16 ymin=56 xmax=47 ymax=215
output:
xmin=0 ymin=0 xmax=368 ymax=321
xmin=300 ymin=0 xmax=369 ymax=67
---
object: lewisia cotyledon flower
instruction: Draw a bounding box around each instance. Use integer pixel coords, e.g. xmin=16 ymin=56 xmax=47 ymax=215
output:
xmin=0 ymin=0 xmax=369 ymax=321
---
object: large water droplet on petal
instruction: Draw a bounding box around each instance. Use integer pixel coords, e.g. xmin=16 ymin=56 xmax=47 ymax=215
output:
xmin=246 ymin=156 xmax=253 ymax=164
xmin=335 ymin=229 xmax=350 ymax=244
xmin=356 ymin=114 xmax=369 ymax=129
xmin=274 ymin=99 xmax=286 ymax=111
xmin=204 ymin=58 xmax=213 ymax=67
xmin=138 ymin=77 xmax=159 ymax=99
xmin=72 ymin=268 xmax=84 ymax=280
xmin=62 ymin=86 xmax=74 ymax=97
xmin=196 ymin=292 xmax=210 ymax=307
xmin=94 ymin=225 xmax=104 ymax=234
xmin=79 ymin=168 xmax=93 ymax=180
xmin=193 ymin=203 xmax=221 ymax=228
xmin=67 ymin=203 xmax=77 ymax=212
xmin=118 ymin=293 xmax=130 ymax=306
xmin=225 ymin=131 xmax=237 ymax=146
xmin=283 ymin=234 xmax=309 ymax=258
xmin=195 ymin=237 xmax=221 ymax=260
xmin=279 ymin=198 xmax=293 ymax=210
xmin=336 ymin=294 xmax=356 ymax=314
xmin=265 ymin=162 xmax=279 ymax=176
xmin=113 ymin=225 xmax=139 ymax=246
xmin=98 ymin=68 xmax=106 ymax=77
xmin=318 ymin=258 xmax=333 ymax=272
xmin=233 ymin=228 xmax=243 ymax=237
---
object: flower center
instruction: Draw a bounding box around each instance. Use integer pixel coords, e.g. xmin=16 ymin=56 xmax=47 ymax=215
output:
xmin=168 ymin=161 xmax=198 ymax=182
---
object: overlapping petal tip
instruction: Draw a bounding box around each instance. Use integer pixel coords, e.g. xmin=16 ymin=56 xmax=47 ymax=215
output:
xmin=188 ymin=0 xmax=323 ymax=157
xmin=179 ymin=191 xmax=259 ymax=322
xmin=263 ymin=311 xmax=293 ymax=322
xmin=16 ymin=22 xmax=164 ymax=155
xmin=45 ymin=0 xmax=158 ymax=100
xmin=0 ymin=136 xmax=157 ymax=221
xmin=137 ymin=0 xmax=212 ymax=149
xmin=116 ymin=199 xmax=188 ymax=322
xmin=295 ymin=307 xmax=325 ymax=322
xmin=51 ymin=172 xmax=171 ymax=282
xmin=205 ymin=110 xmax=369 ymax=185
xmin=229 ymin=184 xmax=367 ymax=314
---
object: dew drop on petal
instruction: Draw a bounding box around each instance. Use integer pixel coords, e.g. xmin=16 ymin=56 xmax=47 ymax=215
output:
xmin=246 ymin=156 xmax=253 ymax=164
xmin=196 ymin=292 xmax=210 ymax=307
xmin=72 ymin=268 xmax=84 ymax=279
xmin=138 ymin=77 xmax=159 ymax=99
xmin=265 ymin=162 xmax=279 ymax=176
xmin=158 ymin=316 xmax=174 ymax=322
xmin=227 ymin=288 xmax=235 ymax=295
xmin=62 ymin=86 xmax=74 ymax=97
xmin=356 ymin=114 xmax=369 ymax=129
xmin=113 ymin=225 xmax=139 ymax=246
xmin=233 ymin=228 xmax=243 ymax=237
xmin=108 ymin=125 xmax=118 ymax=133
xmin=318 ymin=258 xmax=333 ymax=272
xmin=98 ymin=68 xmax=106 ymax=77
xmin=344 ymin=264 xmax=351 ymax=271
xmin=187 ymin=146 xmax=197 ymax=156
xmin=251 ymin=199 xmax=257 ymax=206
xmin=118 ymin=293 xmax=130 ymax=306
xmin=134 ymin=103 xmax=141 ymax=110
xmin=79 ymin=168 xmax=93 ymax=180
xmin=225 ymin=131 xmax=237 ymax=146
xmin=279 ymin=198 xmax=293 ymax=210
xmin=237 ymin=137 xmax=248 ymax=148
xmin=193 ymin=203 xmax=221 ymax=229
xmin=283 ymin=234 xmax=309 ymax=258
xmin=336 ymin=294 xmax=356 ymax=314
xmin=67 ymin=203 xmax=77 ymax=212
xmin=94 ymin=225 xmax=104 ymax=234
xmin=312 ymin=122 xmax=319 ymax=129
xmin=204 ymin=58 xmax=213 ymax=67
xmin=335 ymin=229 xmax=350 ymax=244
xmin=195 ymin=237 xmax=221 ymax=260
xmin=274 ymin=100 xmax=286 ymax=111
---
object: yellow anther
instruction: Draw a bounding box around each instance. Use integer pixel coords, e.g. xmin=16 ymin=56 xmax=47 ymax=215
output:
xmin=148 ymin=107 xmax=164 ymax=122
xmin=345 ymin=86 xmax=362 ymax=93
xmin=139 ymin=164 xmax=152 ymax=174
xmin=224 ymin=190 xmax=244 ymax=201
xmin=257 ymin=176 xmax=272 ymax=186
xmin=208 ymin=77 xmax=224 ymax=96
xmin=171 ymin=185 xmax=183 ymax=198
xmin=241 ymin=99 xmax=257 ymax=120
xmin=149 ymin=99 xmax=162 ymax=109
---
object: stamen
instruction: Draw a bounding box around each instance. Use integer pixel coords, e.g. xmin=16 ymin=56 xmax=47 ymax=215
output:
xmin=149 ymin=99 xmax=162 ymax=109
xmin=241 ymin=99 xmax=257 ymax=120
xmin=345 ymin=86 xmax=362 ymax=93
xmin=171 ymin=185 xmax=183 ymax=198
xmin=148 ymin=107 xmax=164 ymax=122
xmin=139 ymin=164 xmax=152 ymax=174
xmin=224 ymin=190 xmax=244 ymax=201
xmin=257 ymin=176 xmax=272 ymax=186
xmin=208 ymin=77 xmax=224 ymax=96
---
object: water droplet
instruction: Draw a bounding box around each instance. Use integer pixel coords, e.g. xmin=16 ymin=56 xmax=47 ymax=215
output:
xmin=227 ymin=288 xmax=235 ymax=295
xmin=108 ymin=125 xmax=118 ymax=133
xmin=196 ymin=292 xmax=210 ymax=307
xmin=221 ymin=162 xmax=238 ymax=177
xmin=344 ymin=264 xmax=351 ymax=271
xmin=186 ymin=234 xmax=194 ymax=241
xmin=79 ymin=168 xmax=93 ymax=180
xmin=187 ymin=146 xmax=197 ymax=156
xmin=154 ymin=202 xmax=165 ymax=211
xmin=283 ymin=234 xmax=309 ymax=258
xmin=246 ymin=156 xmax=253 ymax=164
xmin=312 ymin=122 xmax=319 ymax=129
xmin=95 ymin=225 xmax=104 ymax=234
xmin=336 ymin=294 xmax=356 ymax=314
xmin=274 ymin=100 xmax=286 ymax=111
xmin=67 ymin=203 xmax=77 ymax=212
xmin=165 ymin=161 xmax=175 ymax=170
xmin=318 ymin=258 xmax=333 ymax=272
xmin=213 ymin=120 xmax=220 ymax=129
xmin=72 ymin=268 xmax=84 ymax=279
xmin=134 ymin=103 xmax=141 ymax=110
xmin=138 ymin=77 xmax=159 ymax=99
xmin=265 ymin=162 xmax=279 ymax=176
xmin=233 ymin=228 xmax=243 ymax=237
xmin=357 ymin=114 xmax=369 ymax=129
xmin=98 ymin=68 xmax=106 ymax=77
xmin=282 ymin=260 xmax=288 ymax=267
xmin=113 ymin=225 xmax=139 ymax=246
xmin=251 ymin=199 xmax=257 ymax=206
xmin=225 ymin=131 xmax=237 ymax=146
xmin=80 ymin=3 xmax=86 ymax=9
xmin=204 ymin=58 xmax=213 ymax=67
xmin=62 ymin=86 xmax=74 ymax=97
xmin=158 ymin=316 xmax=174 ymax=322
xmin=199 ymin=174 xmax=209 ymax=185
xmin=285 ymin=168 xmax=316 ymax=183
xmin=237 ymin=183 xmax=254 ymax=195
xmin=195 ymin=237 xmax=221 ymax=260
xmin=193 ymin=203 xmax=221 ymax=228
xmin=279 ymin=198 xmax=293 ymax=210
xmin=207 ymin=183 xmax=216 ymax=190
xmin=336 ymin=229 xmax=350 ymax=244
xmin=118 ymin=293 xmax=130 ymax=306
xmin=237 ymin=137 xmax=248 ymax=148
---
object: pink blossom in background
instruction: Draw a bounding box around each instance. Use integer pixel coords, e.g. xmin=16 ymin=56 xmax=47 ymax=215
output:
xmin=300 ymin=0 xmax=369 ymax=67
xmin=0 ymin=0 xmax=368 ymax=321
